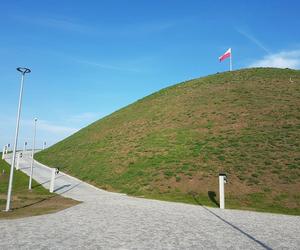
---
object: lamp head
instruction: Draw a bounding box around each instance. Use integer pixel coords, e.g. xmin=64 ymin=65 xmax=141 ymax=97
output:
xmin=17 ymin=67 xmax=31 ymax=74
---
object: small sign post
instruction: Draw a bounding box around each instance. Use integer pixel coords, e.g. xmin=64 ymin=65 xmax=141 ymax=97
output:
xmin=49 ymin=168 xmax=59 ymax=193
xmin=219 ymin=173 xmax=228 ymax=209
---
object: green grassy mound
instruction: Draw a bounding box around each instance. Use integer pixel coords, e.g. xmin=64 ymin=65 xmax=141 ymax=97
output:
xmin=0 ymin=156 xmax=79 ymax=219
xmin=36 ymin=68 xmax=300 ymax=215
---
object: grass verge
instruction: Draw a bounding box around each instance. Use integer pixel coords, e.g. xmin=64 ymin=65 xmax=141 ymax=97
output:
xmin=0 ymin=156 xmax=80 ymax=219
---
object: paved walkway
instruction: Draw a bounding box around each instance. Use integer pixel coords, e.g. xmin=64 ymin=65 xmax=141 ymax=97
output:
xmin=1 ymin=153 xmax=299 ymax=249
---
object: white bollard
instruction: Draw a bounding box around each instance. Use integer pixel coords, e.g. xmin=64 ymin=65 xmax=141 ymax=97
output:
xmin=219 ymin=173 xmax=228 ymax=209
xmin=49 ymin=168 xmax=56 ymax=193
xmin=16 ymin=153 xmax=20 ymax=170
xmin=2 ymin=146 xmax=6 ymax=159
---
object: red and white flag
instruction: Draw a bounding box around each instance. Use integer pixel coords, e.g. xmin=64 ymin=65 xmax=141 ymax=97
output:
xmin=219 ymin=48 xmax=231 ymax=62
xmin=219 ymin=48 xmax=232 ymax=71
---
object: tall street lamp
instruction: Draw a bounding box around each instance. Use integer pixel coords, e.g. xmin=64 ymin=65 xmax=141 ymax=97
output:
xmin=23 ymin=141 xmax=27 ymax=154
xmin=29 ymin=118 xmax=37 ymax=190
xmin=6 ymin=67 xmax=31 ymax=211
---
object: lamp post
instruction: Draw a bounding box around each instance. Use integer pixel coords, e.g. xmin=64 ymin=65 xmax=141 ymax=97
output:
xmin=23 ymin=141 xmax=27 ymax=154
xmin=2 ymin=145 xmax=7 ymax=159
xmin=6 ymin=144 xmax=10 ymax=154
xmin=29 ymin=118 xmax=37 ymax=190
xmin=5 ymin=67 xmax=31 ymax=212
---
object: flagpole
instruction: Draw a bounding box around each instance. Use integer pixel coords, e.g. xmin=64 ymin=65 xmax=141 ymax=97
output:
xmin=230 ymin=49 xmax=232 ymax=71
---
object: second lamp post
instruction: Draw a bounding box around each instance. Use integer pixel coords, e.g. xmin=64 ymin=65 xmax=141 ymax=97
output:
xmin=29 ymin=118 xmax=37 ymax=190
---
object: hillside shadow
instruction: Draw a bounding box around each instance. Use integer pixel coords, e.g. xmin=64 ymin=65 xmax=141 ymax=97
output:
xmin=59 ymin=182 xmax=81 ymax=195
xmin=190 ymin=192 xmax=271 ymax=249
xmin=13 ymin=183 xmax=79 ymax=210
xmin=54 ymin=184 xmax=71 ymax=192
xmin=32 ymin=180 xmax=50 ymax=188
xmin=13 ymin=195 xmax=56 ymax=210
xmin=208 ymin=191 xmax=219 ymax=207
xmin=190 ymin=191 xmax=219 ymax=207
xmin=190 ymin=192 xmax=203 ymax=206
xmin=32 ymin=175 xmax=64 ymax=188
xmin=201 ymin=207 xmax=272 ymax=250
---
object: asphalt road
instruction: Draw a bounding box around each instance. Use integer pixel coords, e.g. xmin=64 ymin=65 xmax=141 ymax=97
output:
xmin=1 ymin=152 xmax=299 ymax=249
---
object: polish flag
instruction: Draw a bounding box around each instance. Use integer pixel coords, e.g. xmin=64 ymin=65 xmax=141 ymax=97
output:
xmin=219 ymin=48 xmax=231 ymax=62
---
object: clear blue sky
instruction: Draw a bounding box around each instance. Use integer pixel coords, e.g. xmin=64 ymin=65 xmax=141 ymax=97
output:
xmin=0 ymin=0 xmax=299 ymax=149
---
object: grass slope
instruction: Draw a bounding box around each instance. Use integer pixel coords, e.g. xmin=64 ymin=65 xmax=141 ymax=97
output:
xmin=36 ymin=68 xmax=300 ymax=215
xmin=0 ymin=156 xmax=79 ymax=219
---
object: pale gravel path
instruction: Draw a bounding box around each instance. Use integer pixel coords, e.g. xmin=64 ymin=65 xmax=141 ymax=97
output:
xmin=0 ymin=153 xmax=299 ymax=249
